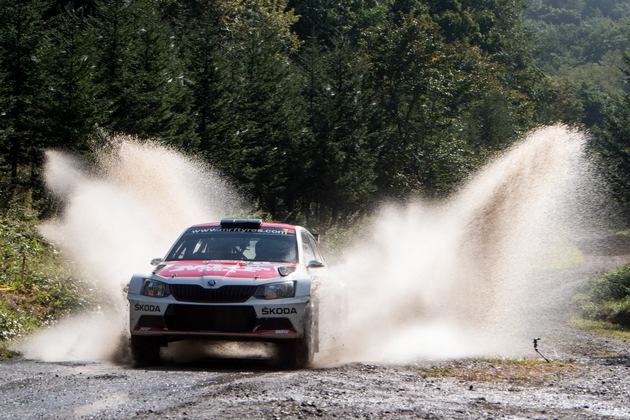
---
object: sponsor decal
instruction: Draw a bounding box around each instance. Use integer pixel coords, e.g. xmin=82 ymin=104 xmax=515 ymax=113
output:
xmin=259 ymin=228 xmax=293 ymax=235
xmin=262 ymin=307 xmax=298 ymax=315
xmin=190 ymin=228 xmax=220 ymax=234
xmin=170 ymin=264 xmax=209 ymax=273
xmin=169 ymin=264 xmax=274 ymax=273
xmin=275 ymin=330 xmax=290 ymax=334
xmin=134 ymin=303 xmax=162 ymax=313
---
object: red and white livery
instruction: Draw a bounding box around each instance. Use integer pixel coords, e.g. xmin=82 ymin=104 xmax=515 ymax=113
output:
xmin=127 ymin=219 xmax=327 ymax=368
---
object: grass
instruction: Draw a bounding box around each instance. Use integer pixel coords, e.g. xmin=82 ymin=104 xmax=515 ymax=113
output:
xmin=417 ymin=358 xmax=581 ymax=385
xmin=570 ymin=226 xmax=630 ymax=338
xmin=539 ymin=240 xmax=585 ymax=270
xmin=572 ymin=263 xmax=630 ymax=328
xmin=0 ymin=202 xmax=94 ymax=359
xmin=0 ymin=343 xmax=20 ymax=360
xmin=570 ymin=318 xmax=630 ymax=341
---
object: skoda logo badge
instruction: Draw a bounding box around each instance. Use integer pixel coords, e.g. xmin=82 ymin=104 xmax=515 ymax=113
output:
xmin=207 ymin=279 xmax=217 ymax=287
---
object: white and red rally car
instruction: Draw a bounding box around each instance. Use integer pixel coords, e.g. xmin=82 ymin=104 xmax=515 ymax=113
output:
xmin=127 ymin=218 xmax=327 ymax=368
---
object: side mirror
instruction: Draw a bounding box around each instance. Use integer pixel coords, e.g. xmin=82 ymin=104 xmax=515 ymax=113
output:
xmin=307 ymin=259 xmax=325 ymax=268
xmin=150 ymin=258 xmax=163 ymax=266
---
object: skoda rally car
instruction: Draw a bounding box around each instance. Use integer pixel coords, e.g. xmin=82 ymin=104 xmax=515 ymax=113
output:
xmin=127 ymin=219 xmax=327 ymax=368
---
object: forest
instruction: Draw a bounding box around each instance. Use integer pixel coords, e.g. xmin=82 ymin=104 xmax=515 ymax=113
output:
xmin=1 ymin=0 xmax=629 ymax=227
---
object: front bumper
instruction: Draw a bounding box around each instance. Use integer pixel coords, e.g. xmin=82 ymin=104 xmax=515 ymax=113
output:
xmin=128 ymin=295 xmax=309 ymax=340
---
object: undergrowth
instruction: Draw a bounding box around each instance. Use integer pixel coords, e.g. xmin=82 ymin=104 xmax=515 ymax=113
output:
xmin=572 ymin=262 xmax=630 ymax=331
xmin=0 ymin=202 xmax=93 ymax=359
xmin=570 ymin=318 xmax=630 ymax=341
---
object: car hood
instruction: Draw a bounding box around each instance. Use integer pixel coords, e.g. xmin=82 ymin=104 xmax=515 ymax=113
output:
xmin=154 ymin=260 xmax=294 ymax=280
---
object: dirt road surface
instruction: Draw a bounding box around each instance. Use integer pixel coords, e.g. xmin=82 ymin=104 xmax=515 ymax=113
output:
xmin=1 ymin=233 xmax=629 ymax=419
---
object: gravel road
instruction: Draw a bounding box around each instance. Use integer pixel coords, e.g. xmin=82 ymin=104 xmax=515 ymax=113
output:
xmin=1 ymin=234 xmax=629 ymax=419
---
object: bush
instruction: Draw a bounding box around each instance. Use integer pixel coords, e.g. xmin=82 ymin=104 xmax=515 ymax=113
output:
xmin=573 ymin=264 xmax=630 ymax=327
xmin=0 ymin=304 xmax=30 ymax=341
xmin=0 ymin=206 xmax=94 ymax=354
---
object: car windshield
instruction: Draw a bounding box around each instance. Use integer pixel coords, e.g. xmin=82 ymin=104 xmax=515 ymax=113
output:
xmin=165 ymin=229 xmax=298 ymax=263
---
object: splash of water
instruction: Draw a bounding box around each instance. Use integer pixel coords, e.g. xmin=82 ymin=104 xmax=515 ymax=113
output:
xmin=317 ymin=124 xmax=596 ymax=364
xmin=20 ymin=125 xmax=596 ymax=364
xmin=19 ymin=136 xmax=246 ymax=361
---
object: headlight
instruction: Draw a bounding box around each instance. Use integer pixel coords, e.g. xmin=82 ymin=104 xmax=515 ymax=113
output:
xmin=255 ymin=281 xmax=295 ymax=299
xmin=277 ymin=265 xmax=297 ymax=276
xmin=142 ymin=279 xmax=171 ymax=298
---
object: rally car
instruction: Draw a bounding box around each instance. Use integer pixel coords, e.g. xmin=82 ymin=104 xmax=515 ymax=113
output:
xmin=127 ymin=218 xmax=327 ymax=368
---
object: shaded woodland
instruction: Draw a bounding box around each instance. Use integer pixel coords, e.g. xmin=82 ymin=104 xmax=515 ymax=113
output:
xmin=1 ymin=0 xmax=629 ymax=225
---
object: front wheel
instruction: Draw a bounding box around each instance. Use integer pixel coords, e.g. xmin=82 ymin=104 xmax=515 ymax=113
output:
xmin=276 ymin=303 xmax=317 ymax=369
xmin=130 ymin=336 xmax=162 ymax=367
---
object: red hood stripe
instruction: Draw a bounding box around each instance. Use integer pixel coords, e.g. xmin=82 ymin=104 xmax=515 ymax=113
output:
xmin=156 ymin=261 xmax=293 ymax=279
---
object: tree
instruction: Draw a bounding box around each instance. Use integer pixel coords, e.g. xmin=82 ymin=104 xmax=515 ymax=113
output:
xmin=365 ymin=5 xmax=478 ymax=197
xmin=40 ymin=7 xmax=98 ymax=156
xmin=178 ymin=0 xmax=308 ymax=217
xmin=177 ymin=0 xmax=234 ymax=158
xmin=89 ymin=0 xmax=135 ymax=131
xmin=595 ymin=50 xmax=630 ymax=211
xmin=288 ymin=0 xmax=390 ymax=46
xmin=223 ymin=0 xmax=307 ymax=218
xmin=523 ymin=1 xmax=630 ymax=133
xmin=461 ymin=91 xmax=516 ymax=151
xmin=122 ymin=0 xmax=195 ymax=144
xmin=89 ymin=0 xmax=193 ymax=143
xmin=298 ymin=36 xmax=379 ymax=221
xmin=0 ymin=0 xmax=52 ymax=203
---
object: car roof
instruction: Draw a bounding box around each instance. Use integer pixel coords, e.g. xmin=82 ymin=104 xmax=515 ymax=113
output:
xmin=189 ymin=220 xmax=300 ymax=231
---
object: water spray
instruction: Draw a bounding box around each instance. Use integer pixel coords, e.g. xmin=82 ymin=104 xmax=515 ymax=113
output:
xmin=19 ymin=125 xmax=595 ymax=364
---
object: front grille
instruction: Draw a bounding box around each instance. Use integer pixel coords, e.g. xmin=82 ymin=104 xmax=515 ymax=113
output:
xmin=170 ymin=284 xmax=257 ymax=303
xmin=137 ymin=315 xmax=167 ymax=329
xmin=164 ymin=305 xmax=257 ymax=332
xmin=257 ymin=318 xmax=294 ymax=330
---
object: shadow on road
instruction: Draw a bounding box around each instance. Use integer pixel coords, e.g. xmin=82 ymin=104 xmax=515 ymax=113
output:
xmin=134 ymin=356 xmax=282 ymax=372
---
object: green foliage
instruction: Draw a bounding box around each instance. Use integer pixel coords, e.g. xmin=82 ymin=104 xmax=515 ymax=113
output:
xmin=0 ymin=300 xmax=30 ymax=341
xmin=0 ymin=0 xmax=629 ymax=355
xmin=573 ymin=264 xmax=630 ymax=327
xmin=0 ymin=0 xmax=52 ymax=193
xmin=1 ymin=0 xmax=629 ymax=220
xmin=90 ymin=0 xmax=195 ymax=144
xmin=41 ymin=10 xmax=98 ymax=155
xmin=461 ymin=91 xmax=517 ymax=151
xmin=298 ymin=36 xmax=379 ymax=221
xmin=177 ymin=0 xmax=308 ymax=218
xmin=523 ymin=0 xmax=630 ymax=131
xmin=590 ymin=50 xmax=630 ymax=210
xmin=0 ymin=205 xmax=93 ymax=349
xmin=360 ymin=4 xmax=530 ymax=198
xmin=176 ymin=0 xmax=231 ymax=155
xmin=223 ymin=1 xmax=307 ymax=217
xmin=288 ymin=0 xmax=389 ymax=46
xmin=524 ymin=2 xmax=630 ymax=215
xmin=582 ymin=265 xmax=630 ymax=303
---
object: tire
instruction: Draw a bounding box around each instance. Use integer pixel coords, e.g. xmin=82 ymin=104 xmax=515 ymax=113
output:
xmin=130 ymin=336 xmax=162 ymax=367
xmin=277 ymin=303 xmax=317 ymax=370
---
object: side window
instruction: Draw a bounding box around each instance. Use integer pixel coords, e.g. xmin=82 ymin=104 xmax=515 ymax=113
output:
xmin=301 ymin=231 xmax=316 ymax=263
xmin=309 ymin=235 xmax=323 ymax=261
